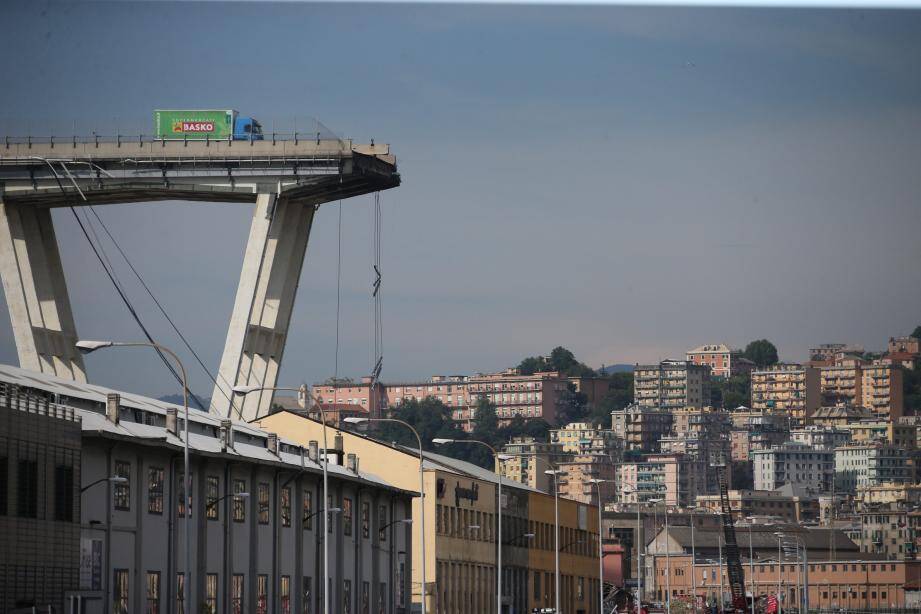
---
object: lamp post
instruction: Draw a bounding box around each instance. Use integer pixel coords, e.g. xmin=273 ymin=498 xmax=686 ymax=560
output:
xmin=545 ymin=468 xmax=566 ymax=614
xmin=80 ymin=475 xmax=128 ymax=493
xmin=433 ymin=438 xmax=502 ymax=614
xmin=77 ymin=339 xmax=192 ymax=613
xmin=234 ymin=384 xmax=332 ymax=614
xmin=718 ymin=533 xmax=724 ymax=614
xmin=344 ymin=416 xmax=428 ymax=614
xmin=589 ymin=478 xmax=611 ymax=614
xmin=775 ymin=533 xmax=782 ymax=614
xmin=648 ymin=498 xmax=669 ymax=614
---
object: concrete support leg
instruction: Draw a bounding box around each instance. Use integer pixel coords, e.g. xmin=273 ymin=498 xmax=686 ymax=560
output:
xmin=211 ymin=193 xmax=315 ymax=420
xmin=0 ymin=200 xmax=86 ymax=381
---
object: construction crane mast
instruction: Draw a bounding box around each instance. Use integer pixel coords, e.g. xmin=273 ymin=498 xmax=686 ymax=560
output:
xmin=715 ymin=461 xmax=748 ymax=612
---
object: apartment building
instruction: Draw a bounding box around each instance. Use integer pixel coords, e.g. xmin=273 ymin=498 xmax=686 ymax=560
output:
xmin=610 ymin=404 xmax=673 ymax=454
xmin=556 ymin=454 xmax=617 ymax=506
xmin=889 ymin=335 xmax=921 ymax=356
xmin=751 ymin=363 xmax=821 ymax=425
xmin=820 ymin=361 xmax=864 ymax=406
xmin=835 ymin=443 xmax=910 ymax=494
xmin=728 ymin=411 xmax=791 ymax=462
xmin=0 ymin=365 xmax=413 ymax=614
xmin=694 ymin=490 xmax=804 ymax=523
xmin=857 ymin=483 xmax=921 ymax=506
xmin=685 ymin=344 xmax=754 ymax=379
xmin=752 ymin=442 xmax=833 ymax=494
xmin=499 ymin=437 xmax=554 ymax=491
xmin=809 ymin=343 xmax=865 ymax=366
xmin=550 ymin=422 xmax=622 ymax=456
xmin=860 ymin=363 xmax=904 ymax=420
xmin=843 ymin=420 xmax=917 ymax=450
xmin=633 ymin=360 xmax=712 ymax=410
xmin=791 ymin=425 xmax=851 ymax=450
xmin=811 ymin=404 xmax=874 ymax=428
xmin=312 ymin=376 xmax=388 ymax=418
xmin=858 ymin=504 xmax=921 ymax=560
xmin=617 ymin=453 xmax=710 ymax=507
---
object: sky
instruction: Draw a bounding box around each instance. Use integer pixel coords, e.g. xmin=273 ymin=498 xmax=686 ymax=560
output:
xmin=1 ymin=1 xmax=920 ymax=399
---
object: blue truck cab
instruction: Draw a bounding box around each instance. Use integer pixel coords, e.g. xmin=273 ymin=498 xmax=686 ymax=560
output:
xmin=233 ymin=116 xmax=264 ymax=140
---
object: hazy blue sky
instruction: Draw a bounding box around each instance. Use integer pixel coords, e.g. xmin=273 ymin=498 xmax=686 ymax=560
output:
xmin=2 ymin=1 xmax=920 ymax=398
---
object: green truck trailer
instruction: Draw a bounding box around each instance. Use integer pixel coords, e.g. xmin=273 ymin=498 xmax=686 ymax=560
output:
xmin=153 ymin=109 xmax=263 ymax=140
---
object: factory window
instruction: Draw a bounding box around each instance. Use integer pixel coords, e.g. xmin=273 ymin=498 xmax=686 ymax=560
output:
xmin=231 ymin=574 xmax=245 ymax=614
xmin=148 ymin=467 xmax=164 ymax=514
xmin=281 ymin=576 xmax=291 ymax=614
xmin=233 ymin=479 xmax=246 ymax=522
xmin=55 ymin=464 xmax=75 ymax=521
xmin=344 ymin=497 xmax=353 ymax=536
xmin=0 ymin=457 xmax=6 ymax=515
xmin=362 ymin=501 xmax=370 ymax=538
xmin=113 ymin=569 xmax=129 ymax=613
xmin=302 ymin=577 xmax=313 ymax=614
xmin=281 ymin=487 xmax=291 ymax=527
xmin=203 ymin=574 xmax=217 ymax=613
xmin=257 ymin=574 xmax=269 ymax=614
xmin=378 ymin=582 xmax=386 ymax=614
xmin=881 ymin=591 xmax=888 ymax=599
xmin=258 ymin=483 xmax=270 ymax=524
xmin=206 ymin=476 xmax=219 ymax=520
xmin=361 ymin=581 xmax=370 ymax=614
xmin=114 ymin=460 xmax=131 ymax=511
xmin=146 ymin=571 xmax=161 ymax=614
xmin=177 ymin=472 xmax=192 ymax=517
xmin=303 ymin=491 xmax=313 ymax=530
xmin=344 ymin=579 xmax=353 ymax=613
xmin=378 ymin=505 xmax=388 ymax=541
xmin=176 ymin=573 xmax=185 ymax=614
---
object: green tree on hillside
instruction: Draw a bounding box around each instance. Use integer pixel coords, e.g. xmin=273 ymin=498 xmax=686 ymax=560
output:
xmin=517 ymin=346 xmax=596 ymax=377
xmin=711 ymin=374 xmax=751 ymax=409
xmin=587 ymin=371 xmax=633 ymax=426
xmin=743 ymin=339 xmax=779 ymax=368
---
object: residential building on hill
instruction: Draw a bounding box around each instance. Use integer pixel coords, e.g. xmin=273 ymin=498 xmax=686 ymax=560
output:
xmin=695 ymin=489 xmax=805 ymax=523
xmin=617 ymin=453 xmax=711 ymax=507
xmin=791 ymin=425 xmax=851 ymax=450
xmin=751 ymin=363 xmax=820 ymax=425
xmin=610 ymin=404 xmax=673 ymax=454
xmin=752 ymin=442 xmax=833 ymax=494
xmin=860 ymin=362 xmax=904 ymax=420
xmin=858 ymin=503 xmax=921 ymax=560
xmin=685 ymin=344 xmax=754 ymax=379
xmin=811 ymin=404 xmax=874 ymax=428
xmin=550 ymin=421 xmax=622 ymax=456
xmin=633 ymin=360 xmax=712 ymax=410
xmin=889 ymin=336 xmax=921 ymax=356
xmin=835 ymin=443 xmax=910 ymax=494
xmin=498 ymin=437 xmax=554 ymax=491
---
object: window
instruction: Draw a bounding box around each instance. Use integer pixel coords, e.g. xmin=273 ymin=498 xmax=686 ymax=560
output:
xmin=146 ymin=571 xmax=161 ymax=614
xmin=344 ymin=579 xmax=352 ymax=613
xmin=361 ymin=581 xmax=370 ymax=614
xmin=17 ymin=459 xmax=38 ymax=518
xmin=344 ymin=497 xmax=353 ymax=536
xmin=281 ymin=576 xmax=291 ymax=614
xmin=281 ymin=487 xmax=292 ymax=527
xmin=231 ymin=574 xmax=245 ymax=614
xmin=54 ymin=464 xmax=75 ymax=521
xmin=534 ymin=570 xmax=541 ymax=600
xmin=362 ymin=501 xmax=370 ymax=538
xmin=205 ymin=574 xmax=218 ymax=614
xmin=114 ymin=461 xmax=131 ymax=510
xmin=378 ymin=505 xmax=387 ymax=541
xmin=148 ymin=467 xmax=164 ymax=514
xmin=302 ymin=577 xmax=312 ymax=614
xmin=206 ymin=476 xmax=219 ymax=520
xmin=258 ymin=482 xmax=270 ymax=524
xmin=0 ymin=457 xmax=7 ymax=515
xmin=233 ymin=479 xmax=246 ymax=522
xmin=378 ymin=582 xmax=386 ymax=614
xmin=257 ymin=574 xmax=269 ymax=614
xmin=176 ymin=573 xmax=185 ymax=614
xmin=177 ymin=472 xmax=192 ymax=517
xmin=303 ymin=491 xmax=313 ymax=530
xmin=113 ymin=569 xmax=129 ymax=613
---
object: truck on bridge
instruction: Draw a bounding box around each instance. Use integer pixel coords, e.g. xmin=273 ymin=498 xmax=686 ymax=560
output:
xmin=153 ymin=109 xmax=263 ymax=140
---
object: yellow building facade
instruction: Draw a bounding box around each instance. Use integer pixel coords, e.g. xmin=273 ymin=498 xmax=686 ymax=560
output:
xmin=256 ymin=410 xmax=600 ymax=614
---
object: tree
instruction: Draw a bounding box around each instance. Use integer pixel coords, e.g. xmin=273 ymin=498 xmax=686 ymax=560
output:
xmin=743 ymin=339 xmax=779 ymax=368
xmin=911 ymin=325 xmax=921 ymax=339
xmin=556 ymin=383 xmax=590 ymax=425
xmin=517 ymin=346 xmax=596 ymax=377
xmin=711 ymin=374 xmax=751 ymax=409
xmin=587 ymin=372 xmax=633 ymax=426
xmin=371 ymin=397 xmax=466 ymax=455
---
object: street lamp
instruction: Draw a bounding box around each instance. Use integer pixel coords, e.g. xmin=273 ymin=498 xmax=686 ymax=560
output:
xmin=433 ymin=438 xmax=502 ymax=614
xmin=545 ymin=468 xmax=566 ymax=614
xmin=588 ymin=478 xmax=611 ymax=614
xmin=648 ymin=498 xmax=670 ymax=614
xmin=80 ymin=475 xmax=128 ymax=493
xmin=622 ymin=487 xmax=644 ymax=614
xmin=234 ymin=384 xmax=332 ymax=614
xmin=77 ymin=339 xmax=192 ymax=612
xmin=344 ymin=415 xmax=429 ymax=614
